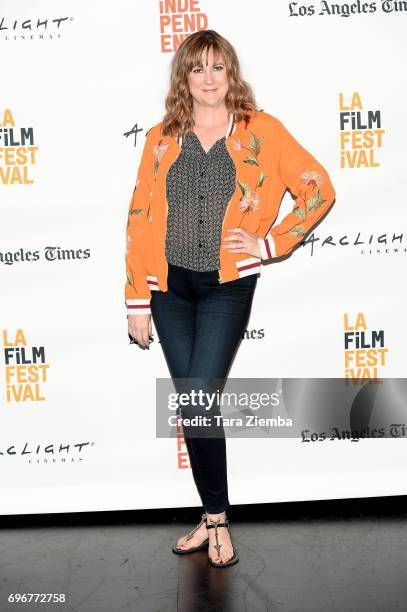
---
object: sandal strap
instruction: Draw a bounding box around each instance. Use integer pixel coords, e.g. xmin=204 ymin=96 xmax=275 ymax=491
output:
xmin=206 ymin=522 xmax=228 ymax=529
xmin=185 ymin=512 xmax=207 ymax=541
xmin=206 ymin=517 xmax=229 ymax=557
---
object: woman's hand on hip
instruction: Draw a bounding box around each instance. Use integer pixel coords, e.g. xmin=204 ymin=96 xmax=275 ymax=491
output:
xmin=222 ymin=227 xmax=261 ymax=258
xmin=128 ymin=314 xmax=152 ymax=350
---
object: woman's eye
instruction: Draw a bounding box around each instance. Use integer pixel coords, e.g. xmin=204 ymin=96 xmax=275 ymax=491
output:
xmin=192 ymin=66 xmax=224 ymax=73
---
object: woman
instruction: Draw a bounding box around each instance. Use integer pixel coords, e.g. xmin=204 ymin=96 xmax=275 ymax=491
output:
xmin=125 ymin=30 xmax=336 ymax=567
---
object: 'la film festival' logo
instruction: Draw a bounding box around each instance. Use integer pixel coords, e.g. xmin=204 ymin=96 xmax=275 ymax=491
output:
xmin=339 ymin=92 xmax=385 ymax=169
xmin=2 ymin=330 xmax=50 ymax=402
xmin=344 ymin=313 xmax=388 ymax=384
xmin=0 ymin=109 xmax=38 ymax=185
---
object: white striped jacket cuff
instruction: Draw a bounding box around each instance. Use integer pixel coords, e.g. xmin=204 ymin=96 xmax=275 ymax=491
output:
xmin=126 ymin=274 xmax=159 ymax=315
xmin=126 ymin=299 xmax=151 ymax=316
xmin=257 ymin=233 xmax=276 ymax=260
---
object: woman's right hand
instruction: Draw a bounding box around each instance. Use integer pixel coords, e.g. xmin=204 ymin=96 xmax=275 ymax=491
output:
xmin=128 ymin=314 xmax=153 ymax=349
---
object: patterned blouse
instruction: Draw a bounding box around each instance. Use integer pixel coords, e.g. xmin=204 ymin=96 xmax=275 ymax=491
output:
xmin=165 ymin=130 xmax=236 ymax=272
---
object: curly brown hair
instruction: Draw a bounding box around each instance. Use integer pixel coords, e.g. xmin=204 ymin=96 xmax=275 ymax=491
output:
xmin=162 ymin=29 xmax=259 ymax=138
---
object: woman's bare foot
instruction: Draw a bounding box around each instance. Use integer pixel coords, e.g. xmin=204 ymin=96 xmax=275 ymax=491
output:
xmin=175 ymin=515 xmax=208 ymax=551
xmin=206 ymin=511 xmax=234 ymax=564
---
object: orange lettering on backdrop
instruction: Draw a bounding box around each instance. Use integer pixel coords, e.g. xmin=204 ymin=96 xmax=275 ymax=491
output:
xmin=339 ymin=92 xmax=363 ymax=111
xmin=175 ymin=420 xmax=191 ymax=469
xmin=346 ymin=368 xmax=379 ymax=383
xmin=5 ymin=364 xmax=50 ymax=383
xmin=344 ymin=349 xmax=388 ymax=368
xmin=0 ymin=108 xmax=15 ymax=127
xmin=340 ymin=130 xmax=385 ymax=150
xmin=343 ymin=313 xmax=367 ymax=331
xmin=178 ymin=452 xmax=190 ymax=469
xmin=3 ymin=328 xmax=27 ymax=346
xmin=342 ymin=150 xmax=379 ymax=169
xmin=159 ymin=0 xmax=208 ymax=53
xmin=176 ymin=433 xmax=185 ymax=451
xmin=0 ymin=165 xmax=34 ymax=185
xmin=6 ymin=384 xmax=46 ymax=401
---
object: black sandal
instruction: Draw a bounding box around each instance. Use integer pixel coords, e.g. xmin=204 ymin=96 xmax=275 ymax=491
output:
xmin=206 ymin=516 xmax=239 ymax=568
xmin=172 ymin=513 xmax=209 ymax=554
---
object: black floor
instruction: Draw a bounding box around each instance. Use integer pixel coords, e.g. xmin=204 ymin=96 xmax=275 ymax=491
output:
xmin=0 ymin=496 xmax=406 ymax=611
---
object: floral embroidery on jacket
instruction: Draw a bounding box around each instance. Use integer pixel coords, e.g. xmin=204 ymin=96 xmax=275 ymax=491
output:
xmin=127 ymin=175 xmax=153 ymax=228
xmin=233 ymin=131 xmax=268 ymax=225
xmin=232 ymin=131 xmax=263 ymax=167
xmin=126 ymin=270 xmax=134 ymax=288
xmin=238 ymin=187 xmax=260 ymax=214
xmin=126 ymin=137 xmax=168 ymax=230
xmin=237 ymin=171 xmax=267 ymax=226
xmin=300 ymin=169 xmax=324 ymax=187
xmin=153 ymin=139 xmax=169 ymax=179
xmin=289 ymin=169 xmax=327 ymax=237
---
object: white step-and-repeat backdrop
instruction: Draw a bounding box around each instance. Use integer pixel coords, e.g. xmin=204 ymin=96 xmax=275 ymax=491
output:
xmin=1 ymin=0 xmax=406 ymax=515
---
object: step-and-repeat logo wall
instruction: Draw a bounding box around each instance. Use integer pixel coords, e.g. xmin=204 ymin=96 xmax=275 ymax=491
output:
xmin=1 ymin=0 xmax=406 ymax=514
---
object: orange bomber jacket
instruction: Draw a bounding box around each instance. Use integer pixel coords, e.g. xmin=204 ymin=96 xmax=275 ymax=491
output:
xmin=125 ymin=109 xmax=336 ymax=315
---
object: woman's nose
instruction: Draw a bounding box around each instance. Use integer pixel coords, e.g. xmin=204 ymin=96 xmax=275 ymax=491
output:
xmin=204 ymin=69 xmax=215 ymax=84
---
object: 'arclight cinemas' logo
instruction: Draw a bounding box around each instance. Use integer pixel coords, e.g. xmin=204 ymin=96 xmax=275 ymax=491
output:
xmin=0 ymin=440 xmax=95 ymax=464
xmin=302 ymin=231 xmax=407 ymax=256
xmin=0 ymin=16 xmax=73 ymax=41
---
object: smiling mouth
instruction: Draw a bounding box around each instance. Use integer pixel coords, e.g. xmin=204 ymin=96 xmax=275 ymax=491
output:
xmin=203 ymin=88 xmax=217 ymax=92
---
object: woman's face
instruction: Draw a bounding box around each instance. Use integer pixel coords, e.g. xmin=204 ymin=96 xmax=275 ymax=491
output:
xmin=187 ymin=46 xmax=228 ymax=110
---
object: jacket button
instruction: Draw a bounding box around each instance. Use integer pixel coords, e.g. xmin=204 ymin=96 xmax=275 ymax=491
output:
xmin=199 ymin=195 xmax=204 ymax=200
xmin=198 ymin=243 xmax=202 ymax=247
xmin=199 ymin=220 xmax=203 ymax=224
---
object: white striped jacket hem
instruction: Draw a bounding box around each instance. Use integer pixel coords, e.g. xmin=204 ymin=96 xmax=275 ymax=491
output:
xmin=126 ymin=249 xmax=275 ymax=314
xmin=236 ymin=256 xmax=262 ymax=277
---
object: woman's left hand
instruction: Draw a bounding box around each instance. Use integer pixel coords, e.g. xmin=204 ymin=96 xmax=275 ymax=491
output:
xmin=222 ymin=227 xmax=261 ymax=258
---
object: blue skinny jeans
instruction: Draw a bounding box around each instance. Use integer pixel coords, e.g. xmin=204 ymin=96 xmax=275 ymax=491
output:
xmin=150 ymin=262 xmax=257 ymax=514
